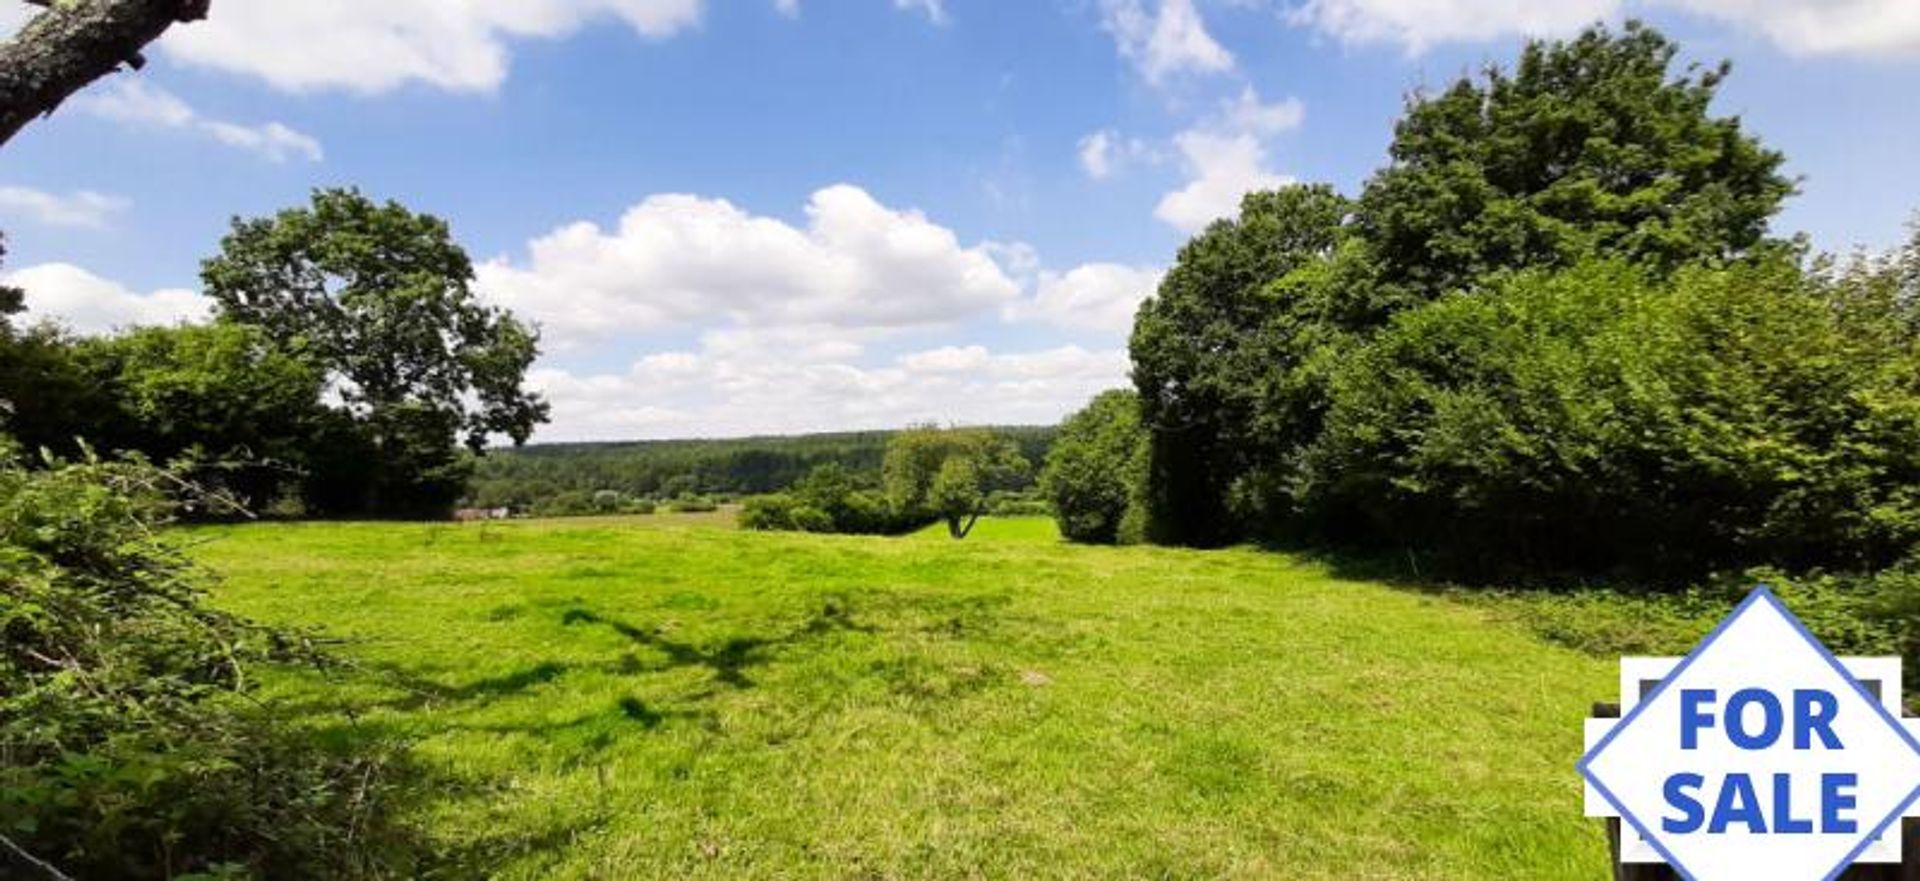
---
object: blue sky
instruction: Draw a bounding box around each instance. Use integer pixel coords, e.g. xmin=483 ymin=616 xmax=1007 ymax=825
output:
xmin=2 ymin=0 xmax=1918 ymax=441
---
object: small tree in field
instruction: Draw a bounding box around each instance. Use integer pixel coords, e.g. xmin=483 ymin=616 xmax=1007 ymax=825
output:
xmin=883 ymin=426 xmax=1029 ymax=539
xmin=1043 ymin=390 xmax=1147 ymax=544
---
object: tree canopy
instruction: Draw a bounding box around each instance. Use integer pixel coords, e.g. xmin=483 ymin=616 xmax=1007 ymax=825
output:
xmin=1127 ymin=21 xmax=1801 ymax=554
xmin=202 ymin=189 xmax=549 ymax=516
xmin=883 ymin=426 xmax=1030 ymax=539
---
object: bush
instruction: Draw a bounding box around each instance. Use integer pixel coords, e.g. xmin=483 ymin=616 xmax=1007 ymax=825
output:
xmin=1043 ymin=390 xmax=1148 ymax=544
xmin=740 ymin=494 xmax=800 ymax=531
xmin=788 ymin=504 xmax=835 ymax=533
xmin=1300 ymin=258 xmax=1920 ymax=582
xmin=591 ymin=489 xmax=623 ymax=512
xmin=667 ymin=494 xmax=718 ymax=513
xmin=0 ymin=449 xmax=419 ymax=878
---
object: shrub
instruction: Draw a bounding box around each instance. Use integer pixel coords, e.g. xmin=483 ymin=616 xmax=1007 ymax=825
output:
xmin=0 ymin=449 xmax=420 ymax=879
xmin=1043 ymin=390 xmax=1148 ymax=544
xmin=667 ymin=494 xmax=718 ymax=513
xmin=591 ymin=489 xmax=622 ymax=512
xmin=740 ymin=494 xmax=799 ymax=531
xmin=788 ymin=504 xmax=835 ymax=533
xmin=1300 ymin=258 xmax=1920 ymax=582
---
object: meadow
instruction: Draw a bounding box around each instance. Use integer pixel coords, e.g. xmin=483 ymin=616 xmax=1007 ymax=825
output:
xmin=187 ymin=512 xmax=1616 ymax=879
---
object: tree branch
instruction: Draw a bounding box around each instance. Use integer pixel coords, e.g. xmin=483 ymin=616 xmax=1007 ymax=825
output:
xmin=0 ymin=0 xmax=212 ymax=148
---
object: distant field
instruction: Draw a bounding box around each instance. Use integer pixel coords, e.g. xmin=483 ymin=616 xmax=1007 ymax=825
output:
xmin=187 ymin=514 xmax=1614 ymax=879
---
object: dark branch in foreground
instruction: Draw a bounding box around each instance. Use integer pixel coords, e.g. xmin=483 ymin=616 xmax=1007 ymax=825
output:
xmin=0 ymin=0 xmax=211 ymax=148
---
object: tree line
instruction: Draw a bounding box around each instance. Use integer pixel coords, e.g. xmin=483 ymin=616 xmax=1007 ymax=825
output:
xmin=1042 ymin=22 xmax=1920 ymax=591
xmin=468 ymin=425 xmax=1054 ymax=517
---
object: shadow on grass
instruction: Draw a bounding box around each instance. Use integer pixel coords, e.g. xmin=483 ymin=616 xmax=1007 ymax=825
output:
xmin=558 ymin=596 xmax=874 ymax=690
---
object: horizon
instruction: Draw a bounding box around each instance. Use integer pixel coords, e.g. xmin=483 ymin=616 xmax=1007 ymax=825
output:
xmin=4 ymin=1 xmax=1919 ymax=443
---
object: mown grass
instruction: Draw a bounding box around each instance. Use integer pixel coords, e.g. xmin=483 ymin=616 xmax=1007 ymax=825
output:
xmin=186 ymin=513 xmax=1615 ymax=879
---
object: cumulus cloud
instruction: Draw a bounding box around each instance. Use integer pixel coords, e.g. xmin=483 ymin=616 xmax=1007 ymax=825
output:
xmin=529 ymin=332 xmax=1127 ymax=440
xmin=476 ymin=184 xmax=1023 ymax=347
xmin=1099 ymin=0 xmax=1236 ymax=84
xmin=2 ymin=263 xmax=210 ymax=335
xmin=158 ymin=0 xmax=704 ymax=94
xmin=75 ymin=80 xmax=322 ymax=162
xmin=1156 ymin=132 xmax=1293 ymax=232
xmin=1008 ymin=263 xmax=1165 ymax=334
xmin=1152 ymin=87 xmax=1304 ymax=232
xmin=1285 ymin=0 xmax=1920 ymax=57
xmin=1669 ymin=0 xmax=1920 ymax=57
xmin=0 ymin=187 xmax=128 ymax=230
xmin=1288 ymin=0 xmax=1618 ymax=52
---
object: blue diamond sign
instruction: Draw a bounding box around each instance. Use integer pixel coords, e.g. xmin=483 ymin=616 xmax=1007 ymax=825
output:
xmin=1580 ymin=587 xmax=1920 ymax=879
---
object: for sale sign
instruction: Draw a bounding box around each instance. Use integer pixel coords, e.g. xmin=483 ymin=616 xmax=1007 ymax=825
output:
xmin=1580 ymin=587 xmax=1920 ymax=880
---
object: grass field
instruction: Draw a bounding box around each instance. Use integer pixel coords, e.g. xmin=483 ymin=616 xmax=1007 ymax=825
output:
xmin=187 ymin=513 xmax=1615 ymax=879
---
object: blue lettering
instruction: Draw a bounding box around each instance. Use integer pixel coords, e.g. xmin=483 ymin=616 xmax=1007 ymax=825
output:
xmin=1793 ymin=690 xmax=1842 ymax=750
xmin=1681 ymin=689 xmax=1718 ymax=749
xmin=1823 ymin=774 xmax=1859 ymax=834
xmin=1709 ymin=773 xmax=1766 ymax=834
xmin=1726 ymin=689 xmax=1783 ymax=750
xmin=1663 ymin=773 xmax=1706 ymax=834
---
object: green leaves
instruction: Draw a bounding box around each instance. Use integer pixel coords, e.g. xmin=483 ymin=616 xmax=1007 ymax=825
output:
xmin=200 ymin=188 xmax=549 ymax=517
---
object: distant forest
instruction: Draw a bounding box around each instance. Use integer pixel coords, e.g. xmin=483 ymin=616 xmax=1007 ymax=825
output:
xmin=463 ymin=426 xmax=1057 ymax=511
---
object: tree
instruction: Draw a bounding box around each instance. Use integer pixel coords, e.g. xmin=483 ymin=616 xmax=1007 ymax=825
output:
xmin=201 ymin=189 xmax=549 ymax=516
xmin=75 ymin=323 xmax=328 ymax=511
xmin=0 ymin=0 xmax=211 ymax=148
xmin=1130 ymin=184 xmax=1349 ymax=546
xmin=0 ymin=234 xmax=110 ymax=455
xmin=1300 ymin=257 xmax=1920 ymax=582
xmin=882 ymin=426 xmax=1030 ymax=539
xmin=1127 ymin=22 xmax=1798 ymax=549
xmin=1042 ymin=390 xmax=1147 ymax=545
xmin=1354 ymin=20 xmax=1792 ymax=306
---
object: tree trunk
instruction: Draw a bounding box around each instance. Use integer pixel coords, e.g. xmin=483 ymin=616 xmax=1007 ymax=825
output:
xmin=0 ymin=0 xmax=211 ymax=148
xmin=949 ymin=509 xmax=982 ymax=540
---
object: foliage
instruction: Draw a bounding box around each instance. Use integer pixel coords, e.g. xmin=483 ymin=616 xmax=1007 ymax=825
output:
xmin=1299 ymin=257 xmax=1920 ymax=581
xmin=1042 ymin=390 xmax=1148 ymax=545
xmin=463 ymin=426 xmax=1055 ymax=513
xmin=0 ymin=449 xmax=419 ymax=879
xmin=740 ymin=464 xmax=912 ymax=535
xmin=1130 ymin=185 xmax=1350 ymax=546
xmin=73 ymin=324 xmax=329 ymax=512
xmin=882 ymin=426 xmax=1031 ymax=539
xmin=202 ymin=188 xmax=548 ymax=517
xmin=1356 ymin=20 xmax=1792 ymax=307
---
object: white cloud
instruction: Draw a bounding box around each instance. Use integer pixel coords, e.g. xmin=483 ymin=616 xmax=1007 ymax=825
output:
xmin=1219 ymin=85 xmax=1305 ymax=136
xmin=2 ymin=263 xmax=210 ymax=335
xmin=893 ymin=0 xmax=949 ymax=25
xmin=1152 ymin=87 xmax=1304 ymax=233
xmin=1669 ymin=0 xmax=1920 ymax=57
xmin=476 ymin=184 xmax=1023 ymax=347
xmin=1287 ymin=0 xmax=1620 ymax=52
xmin=0 ymin=187 xmax=128 ymax=230
xmin=1077 ymin=129 xmax=1165 ymax=181
xmin=1155 ymin=131 xmax=1294 ymax=232
xmin=75 ymin=80 xmax=322 ymax=162
xmin=530 ymin=334 xmax=1127 ymax=440
xmin=899 ymin=344 xmax=991 ymax=372
xmin=774 ymin=0 xmax=801 ymax=17
xmin=1285 ymin=0 xmax=1920 ymax=57
xmin=1099 ymin=0 xmax=1236 ymax=84
xmin=1008 ymin=263 xmax=1165 ymax=333
xmin=159 ymin=0 xmax=705 ymax=95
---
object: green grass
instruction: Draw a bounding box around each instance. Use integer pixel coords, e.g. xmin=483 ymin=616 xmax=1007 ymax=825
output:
xmin=187 ymin=514 xmax=1615 ymax=879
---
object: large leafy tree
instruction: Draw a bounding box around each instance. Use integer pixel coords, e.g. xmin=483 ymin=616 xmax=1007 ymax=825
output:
xmin=1355 ymin=20 xmax=1793 ymax=307
xmin=202 ymin=189 xmax=549 ymax=516
xmin=1128 ymin=22 xmax=1797 ymax=548
xmin=1130 ymin=184 xmax=1349 ymax=546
